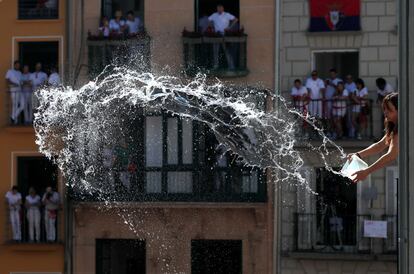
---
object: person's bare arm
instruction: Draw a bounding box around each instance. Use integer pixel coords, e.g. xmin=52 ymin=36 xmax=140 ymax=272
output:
xmin=352 ymin=134 xmax=398 ymax=183
xmin=348 ymin=135 xmax=387 ymax=160
xmin=228 ymin=18 xmax=239 ymax=29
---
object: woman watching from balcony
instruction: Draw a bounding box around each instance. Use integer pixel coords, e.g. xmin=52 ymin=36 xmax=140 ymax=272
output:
xmin=348 ymin=92 xmax=398 ymax=183
xmin=25 ymin=187 xmax=41 ymax=242
xmin=349 ymin=78 xmax=368 ymax=140
xmin=332 ymin=81 xmax=348 ymax=139
xmin=99 ymin=16 xmax=110 ymax=37
xmin=21 ymin=64 xmax=33 ymax=124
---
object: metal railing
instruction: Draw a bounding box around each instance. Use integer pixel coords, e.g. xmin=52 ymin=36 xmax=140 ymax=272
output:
xmin=4 ymin=206 xmax=60 ymax=243
xmin=295 ymin=213 xmax=372 ymax=254
xmin=87 ymin=33 xmax=151 ymax=79
xmin=18 ymin=0 xmax=59 ymax=20
xmin=183 ymin=32 xmax=248 ymax=77
xmin=291 ymin=98 xmax=374 ymax=140
xmin=383 ymin=215 xmax=397 ymax=253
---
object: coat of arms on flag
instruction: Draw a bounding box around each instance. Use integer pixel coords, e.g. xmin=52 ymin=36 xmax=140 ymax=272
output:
xmin=309 ymin=0 xmax=361 ymax=32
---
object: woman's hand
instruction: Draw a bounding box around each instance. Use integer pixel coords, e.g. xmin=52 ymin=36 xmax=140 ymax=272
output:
xmin=347 ymin=153 xmax=356 ymax=162
xmin=351 ymin=168 xmax=370 ymax=183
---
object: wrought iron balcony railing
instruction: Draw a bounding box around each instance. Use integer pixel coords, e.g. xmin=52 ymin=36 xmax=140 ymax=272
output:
xmin=18 ymin=0 xmax=59 ymax=20
xmin=183 ymin=32 xmax=248 ymax=78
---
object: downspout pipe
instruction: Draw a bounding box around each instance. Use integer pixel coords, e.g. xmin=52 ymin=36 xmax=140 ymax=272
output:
xmin=273 ymin=0 xmax=281 ymax=273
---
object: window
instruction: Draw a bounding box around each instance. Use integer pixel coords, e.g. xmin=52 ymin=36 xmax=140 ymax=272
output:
xmin=313 ymin=51 xmax=359 ymax=80
xmin=96 ymin=239 xmax=146 ymax=274
xmin=18 ymin=0 xmax=59 ymax=20
xmin=315 ymin=168 xmax=357 ymax=247
xmin=102 ymin=0 xmax=144 ymax=23
xmin=191 ymin=240 xmax=242 ymax=274
xmin=17 ymin=156 xmax=58 ymax=198
xmin=19 ymin=41 xmax=59 ymax=74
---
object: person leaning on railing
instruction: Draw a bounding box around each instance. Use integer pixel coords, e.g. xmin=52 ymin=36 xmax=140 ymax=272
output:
xmin=5 ymin=61 xmax=24 ymax=124
xmin=348 ymin=93 xmax=398 ymax=183
xmin=42 ymin=186 xmax=60 ymax=242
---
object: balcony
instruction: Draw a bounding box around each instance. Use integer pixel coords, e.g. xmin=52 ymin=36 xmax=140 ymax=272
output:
xmin=295 ymin=213 xmax=372 ymax=254
xmin=182 ymin=30 xmax=248 ymax=78
xmin=87 ymin=32 xmax=151 ymax=79
xmin=18 ymin=0 xmax=59 ymax=20
xmin=290 ymin=98 xmax=374 ymax=141
xmin=5 ymin=207 xmax=60 ymax=244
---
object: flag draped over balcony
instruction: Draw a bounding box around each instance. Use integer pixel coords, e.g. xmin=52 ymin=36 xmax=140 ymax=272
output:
xmin=309 ymin=0 xmax=361 ymax=32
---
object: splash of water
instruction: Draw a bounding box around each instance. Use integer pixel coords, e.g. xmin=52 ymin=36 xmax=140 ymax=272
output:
xmin=34 ymin=66 xmax=346 ymax=199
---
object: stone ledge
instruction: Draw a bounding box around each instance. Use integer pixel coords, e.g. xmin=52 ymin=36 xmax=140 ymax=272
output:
xmin=283 ymin=251 xmax=397 ymax=262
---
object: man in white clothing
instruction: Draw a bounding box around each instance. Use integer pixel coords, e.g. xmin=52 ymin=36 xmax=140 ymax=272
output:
xmin=125 ymin=10 xmax=142 ymax=35
xmin=376 ymin=77 xmax=395 ymax=102
xmin=48 ymin=66 xmax=61 ymax=87
xmin=5 ymin=61 xmax=24 ymax=124
xmin=30 ymin=62 xmax=48 ymax=112
xmin=208 ymin=4 xmax=238 ymax=69
xmin=42 ymin=186 xmax=60 ymax=242
xmin=325 ymin=68 xmax=342 ymax=119
xmin=5 ymin=186 xmax=22 ymax=241
xmin=305 ymin=70 xmax=325 ymax=118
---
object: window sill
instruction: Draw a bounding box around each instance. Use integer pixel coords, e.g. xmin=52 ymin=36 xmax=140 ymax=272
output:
xmin=3 ymin=241 xmax=63 ymax=251
xmin=74 ymin=201 xmax=267 ymax=209
xmin=284 ymin=251 xmax=397 ymax=262
xmin=16 ymin=19 xmax=62 ymax=23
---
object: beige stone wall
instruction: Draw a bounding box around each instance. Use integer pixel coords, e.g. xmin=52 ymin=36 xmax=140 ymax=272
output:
xmin=73 ymin=205 xmax=272 ymax=274
xmin=282 ymin=258 xmax=397 ymax=274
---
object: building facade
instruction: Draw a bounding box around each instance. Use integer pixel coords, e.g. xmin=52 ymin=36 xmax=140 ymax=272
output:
xmin=0 ymin=0 xmax=66 ymax=273
xmin=66 ymin=0 xmax=277 ymax=273
xmin=280 ymin=0 xmax=398 ymax=273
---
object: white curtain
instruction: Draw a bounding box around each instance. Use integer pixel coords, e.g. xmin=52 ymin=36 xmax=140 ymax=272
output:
xmin=145 ymin=116 xmax=163 ymax=167
xmin=167 ymin=172 xmax=192 ymax=193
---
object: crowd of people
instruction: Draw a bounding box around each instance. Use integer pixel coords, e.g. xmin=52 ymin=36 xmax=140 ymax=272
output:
xmin=5 ymin=186 xmax=60 ymax=243
xmin=96 ymin=10 xmax=143 ymax=38
xmin=5 ymin=60 xmax=61 ymax=125
xmin=291 ymin=69 xmax=396 ymax=140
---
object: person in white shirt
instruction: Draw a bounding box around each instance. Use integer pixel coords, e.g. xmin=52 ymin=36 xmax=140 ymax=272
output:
xmin=21 ymin=65 xmax=33 ymax=124
xmin=48 ymin=66 xmax=61 ymax=87
xmin=305 ymin=70 xmax=325 ymax=118
xmin=99 ymin=16 xmax=110 ymax=37
xmin=6 ymin=61 xmax=24 ymax=124
xmin=325 ymin=68 xmax=342 ymax=118
xmin=376 ymin=77 xmax=395 ymax=103
xmin=5 ymin=186 xmax=22 ymax=241
xmin=291 ymin=79 xmax=309 ymax=114
xmin=109 ymin=10 xmax=126 ymax=34
xmin=30 ymin=62 xmax=48 ymax=113
xmin=198 ymin=13 xmax=210 ymax=33
xmin=344 ymin=75 xmax=357 ymax=137
xmin=332 ymin=82 xmax=349 ymax=139
xmin=350 ymin=78 xmax=369 ymax=139
xmin=25 ymin=187 xmax=41 ymax=242
xmin=42 ymin=186 xmax=60 ymax=242
xmin=125 ymin=10 xmax=142 ymax=35
xmin=208 ymin=4 xmax=238 ymax=69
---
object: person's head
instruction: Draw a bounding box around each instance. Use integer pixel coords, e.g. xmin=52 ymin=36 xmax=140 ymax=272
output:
xmin=29 ymin=187 xmax=36 ymax=196
xmin=46 ymin=186 xmax=53 ymax=193
xmin=115 ymin=10 xmax=123 ymax=19
xmin=376 ymin=77 xmax=387 ymax=90
xmin=11 ymin=186 xmax=18 ymax=194
xmin=294 ymin=79 xmax=302 ymax=88
xmin=127 ymin=10 xmax=134 ymax=21
xmin=217 ymin=4 xmax=224 ymax=13
xmin=23 ymin=64 xmax=30 ymax=74
xmin=101 ymin=16 xmax=109 ymax=25
xmin=382 ymin=92 xmax=398 ymax=144
xmin=13 ymin=60 xmax=21 ymax=70
xmin=355 ymin=78 xmax=365 ymax=90
xmin=35 ymin=62 xmax=42 ymax=72
xmin=50 ymin=66 xmax=58 ymax=74
xmin=336 ymin=81 xmax=345 ymax=92
xmin=311 ymin=70 xmax=318 ymax=80
xmin=329 ymin=68 xmax=337 ymax=79
xmin=346 ymin=74 xmax=353 ymax=84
